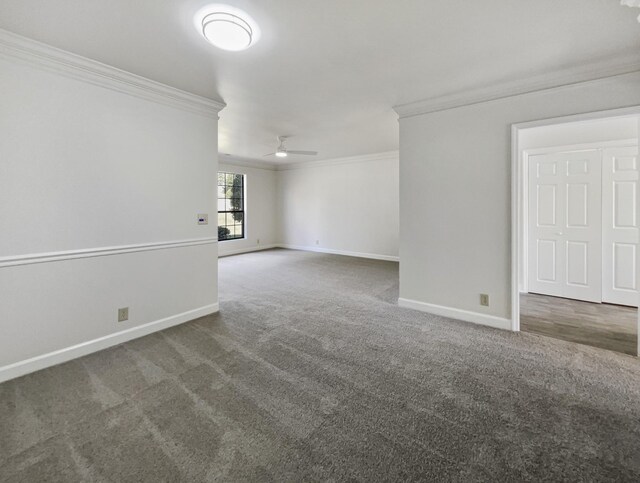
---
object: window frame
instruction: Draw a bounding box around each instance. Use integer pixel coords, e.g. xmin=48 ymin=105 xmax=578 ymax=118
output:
xmin=217 ymin=171 xmax=245 ymax=242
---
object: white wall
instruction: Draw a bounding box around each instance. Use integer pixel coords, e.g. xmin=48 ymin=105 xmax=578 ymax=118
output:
xmin=277 ymin=153 xmax=399 ymax=261
xmin=0 ymin=35 xmax=222 ymax=381
xmin=217 ymin=161 xmax=279 ymax=256
xmin=398 ymin=71 xmax=640 ymax=326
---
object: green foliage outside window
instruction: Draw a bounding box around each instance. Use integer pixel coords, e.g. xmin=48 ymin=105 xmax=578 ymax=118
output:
xmin=217 ymin=172 xmax=244 ymax=241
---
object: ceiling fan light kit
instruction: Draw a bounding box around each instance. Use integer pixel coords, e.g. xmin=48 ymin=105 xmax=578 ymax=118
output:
xmin=263 ymin=136 xmax=318 ymax=159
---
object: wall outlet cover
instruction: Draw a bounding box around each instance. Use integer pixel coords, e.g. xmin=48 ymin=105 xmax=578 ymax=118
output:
xmin=480 ymin=294 xmax=489 ymax=307
xmin=118 ymin=307 xmax=129 ymax=322
xmin=197 ymin=214 xmax=208 ymax=225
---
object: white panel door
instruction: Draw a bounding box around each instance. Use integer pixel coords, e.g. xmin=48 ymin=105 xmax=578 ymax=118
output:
xmin=602 ymin=146 xmax=639 ymax=307
xmin=528 ymin=150 xmax=602 ymax=302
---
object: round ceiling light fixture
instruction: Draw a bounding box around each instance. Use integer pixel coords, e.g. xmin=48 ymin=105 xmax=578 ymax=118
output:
xmin=195 ymin=4 xmax=260 ymax=51
xmin=621 ymin=0 xmax=640 ymax=22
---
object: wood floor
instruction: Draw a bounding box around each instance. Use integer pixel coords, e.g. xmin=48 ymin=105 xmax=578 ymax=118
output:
xmin=520 ymin=293 xmax=638 ymax=356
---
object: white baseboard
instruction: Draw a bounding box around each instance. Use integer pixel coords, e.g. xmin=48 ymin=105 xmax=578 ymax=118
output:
xmin=279 ymin=244 xmax=399 ymax=262
xmin=218 ymin=244 xmax=278 ymax=257
xmin=398 ymin=298 xmax=512 ymax=331
xmin=0 ymin=303 xmax=219 ymax=384
xmin=218 ymin=243 xmax=399 ymax=262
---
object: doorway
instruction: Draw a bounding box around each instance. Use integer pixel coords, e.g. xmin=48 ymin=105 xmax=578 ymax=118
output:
xmin=512 ymin=108 xmax=640 ymax=356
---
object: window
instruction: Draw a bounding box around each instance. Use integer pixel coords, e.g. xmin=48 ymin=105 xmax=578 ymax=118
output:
xmin=217 ymin=172 xmax=244 ymax=241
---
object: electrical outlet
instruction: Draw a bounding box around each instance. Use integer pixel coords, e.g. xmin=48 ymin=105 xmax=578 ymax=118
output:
xmin=118 ymin=307 xmax=129 ymax=322
xmin=257 ymin=238 xmax=260 ymax=245
xmin=315 ymin=240 xmax=319 ymax=245
xmin=197 ymin=214 xmax=208 ymax=225
xmin=480 ymin=294 xmax=489 ymax=307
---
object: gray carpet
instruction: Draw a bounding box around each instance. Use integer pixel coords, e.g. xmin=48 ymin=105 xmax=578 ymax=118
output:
xmin=1 ymin=248 xmax=640 ymax=482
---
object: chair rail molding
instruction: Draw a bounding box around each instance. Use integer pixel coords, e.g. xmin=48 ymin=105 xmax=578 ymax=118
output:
xmin=0 ymin=238 xmax=219 ymax=268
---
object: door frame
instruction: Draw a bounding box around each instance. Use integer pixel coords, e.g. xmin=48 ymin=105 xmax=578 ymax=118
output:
xmin=510 ymin=106 xmax=640 ymax=347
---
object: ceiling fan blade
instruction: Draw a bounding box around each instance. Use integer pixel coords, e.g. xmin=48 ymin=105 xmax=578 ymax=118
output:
xmin=286 ymin=150 xmax=318 ymax=156
xmin=262 ymin=153 xmax=276 ymax=157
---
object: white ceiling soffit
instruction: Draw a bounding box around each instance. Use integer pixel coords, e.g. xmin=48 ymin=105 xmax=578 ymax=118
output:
xmin=0 ymin=1 xmax=638 ymax=163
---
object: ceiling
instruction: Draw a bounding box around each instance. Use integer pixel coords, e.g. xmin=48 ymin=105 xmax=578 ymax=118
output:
xmin=0 ymin=0 xmax=638 ymax=164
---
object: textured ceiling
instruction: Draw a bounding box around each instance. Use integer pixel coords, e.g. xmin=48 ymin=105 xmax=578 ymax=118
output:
xmin=0 ymin=0 xmax=638 ymax=163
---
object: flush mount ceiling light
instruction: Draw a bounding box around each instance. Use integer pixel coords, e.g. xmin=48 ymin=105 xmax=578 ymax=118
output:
xmin=621 ymin=0 xmax=640 ymax=23
xmin=195 ymin=4 xmax=260 ymax=51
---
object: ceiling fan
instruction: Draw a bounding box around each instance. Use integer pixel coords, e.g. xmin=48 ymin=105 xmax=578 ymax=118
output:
xmin=263 ymin=136 xmax=317 ymax=158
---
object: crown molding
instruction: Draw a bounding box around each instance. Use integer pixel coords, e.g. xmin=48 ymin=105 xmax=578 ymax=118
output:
xmin=393 ymin=53 xmax=640 ymax=119
xmin=218 ymin=151 xmax=399 ymax=172
xmin=276 ymin=150 xmax=399 ymax=171
xmin=219 ymin=155 xmax=278 ymax=171
xmin=0 ymin=28 xmax=226 ymax=118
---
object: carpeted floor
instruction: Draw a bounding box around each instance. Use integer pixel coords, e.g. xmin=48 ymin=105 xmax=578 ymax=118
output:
xmin=1 ymin=248 xmax=640 ymax=482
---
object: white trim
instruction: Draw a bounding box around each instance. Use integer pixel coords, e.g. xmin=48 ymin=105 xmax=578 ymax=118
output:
xmin=520 ymin=147 xmax=529 ymax=294
xmin=512 ymin=106 xmax=640 ymax=131
xmin=398 ymin=298 xmax=511 ymax=331
xmin=280 ymin=244 xmax=399 ymax=262
xmin=219 ymin=151 xmax=399 ymax=171
xmin=0 ymin=237 xmax=218 ymax=268
xmin=0 ymin=303 xmax=219 ymax=383
xmin=511 ymin=105 xmax=640 ymax=334
xmin=0 ymin=28 xmax=225 ymax=118
xmin=511 ymin=124 xmax=521 ymax=331
xmin=219 ymin=156 xmax=278 ymax=171
xmin=276 ymin=151 xmax=399 ymax=171
xmin=393 ymin=56 xmax=640 ymax=119
xmin=524 ymin=139 xmax=638 ymax=157
xmin=218 ymin=244 xmax=278 ymax=257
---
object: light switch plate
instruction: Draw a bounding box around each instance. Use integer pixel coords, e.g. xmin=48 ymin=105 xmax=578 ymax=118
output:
xmin=198 ymin=214 xmax=208 ymax=225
